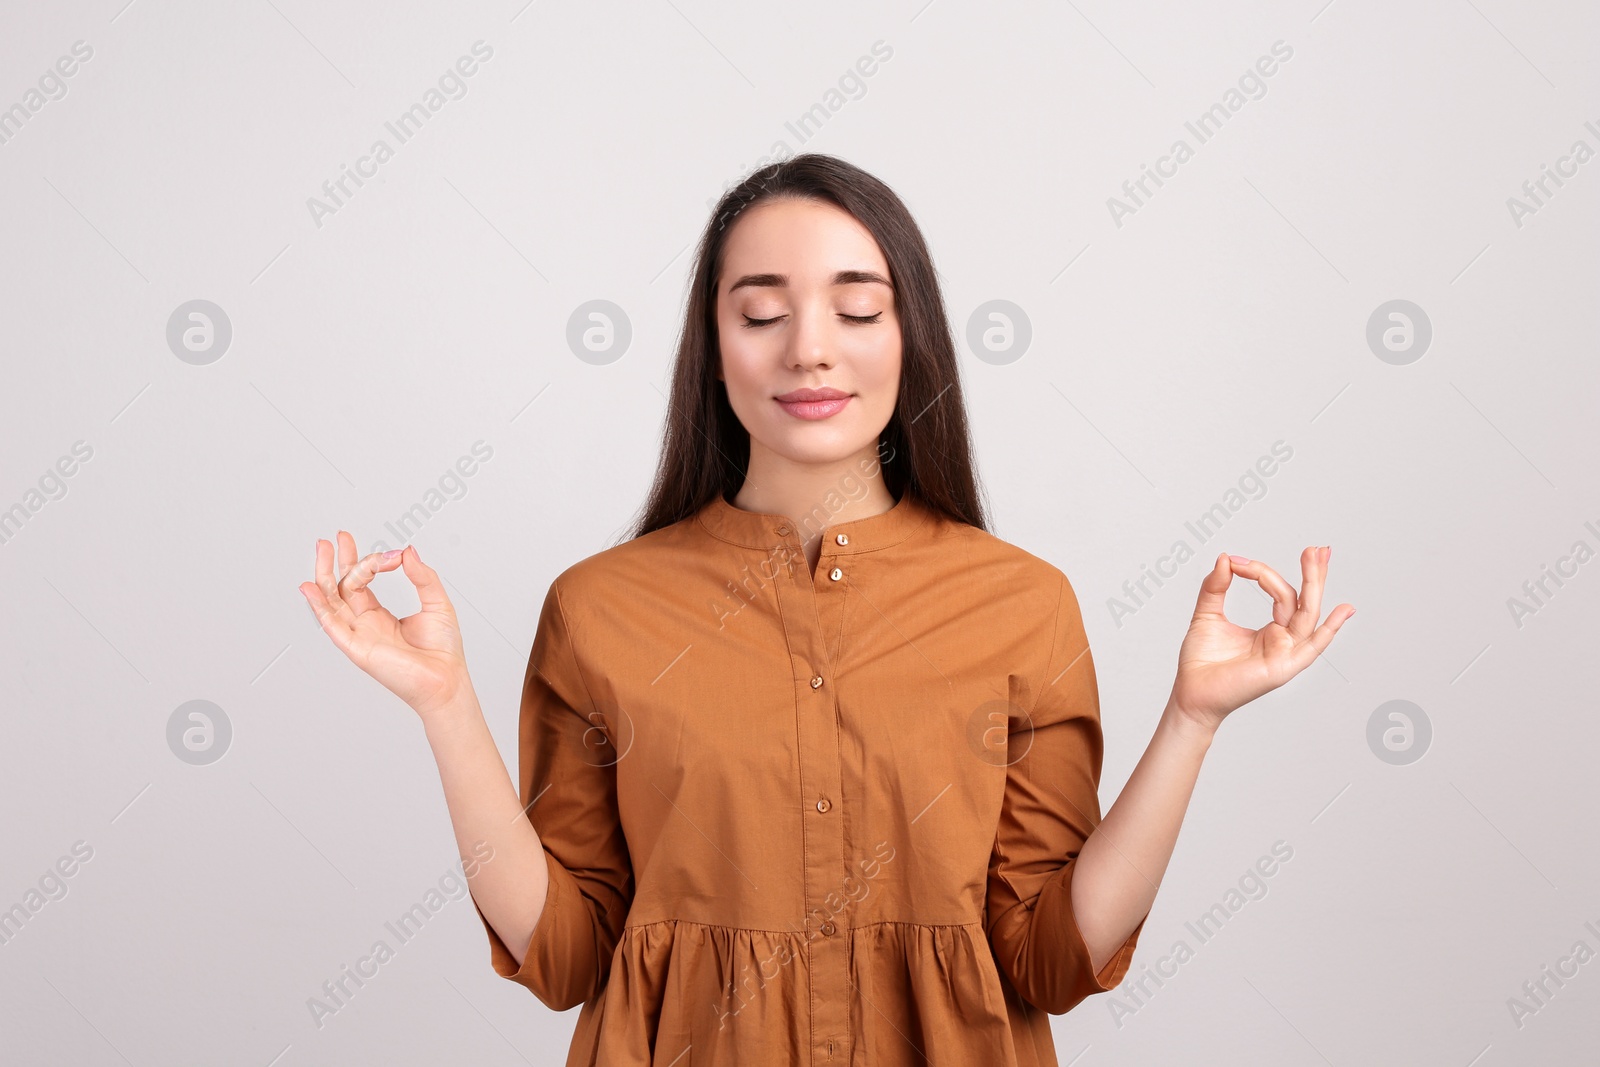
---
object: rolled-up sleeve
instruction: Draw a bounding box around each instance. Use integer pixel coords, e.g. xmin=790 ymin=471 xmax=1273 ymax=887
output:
xmin=471 ymin=575 xmax=634 ymax=1011
xmin=986 ymin=569 xmax=1145 ymax=1015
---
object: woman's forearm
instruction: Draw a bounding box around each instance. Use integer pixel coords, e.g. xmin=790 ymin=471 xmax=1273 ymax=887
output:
xmin=422 ymin=684 xmax=549 ymax=968
xmin=1070 ymin=700 xmax=1215 ymax=973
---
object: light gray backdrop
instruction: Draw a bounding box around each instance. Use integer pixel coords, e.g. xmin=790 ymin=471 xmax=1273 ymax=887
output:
xmin=2 ymin=0 xmax=1595 ymax=1063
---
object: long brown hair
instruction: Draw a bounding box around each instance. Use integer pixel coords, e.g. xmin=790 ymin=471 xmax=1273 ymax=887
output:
xmin=624 ymin=153 xmax=989 ymax=541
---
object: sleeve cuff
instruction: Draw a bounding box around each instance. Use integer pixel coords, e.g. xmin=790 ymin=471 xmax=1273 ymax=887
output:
xmin=1051 ymin=857 xmax=1147 ymax=994
xmin=471 ymin=847 xmax=563 ymax=988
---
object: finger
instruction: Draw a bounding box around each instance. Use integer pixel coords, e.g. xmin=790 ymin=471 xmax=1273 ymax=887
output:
xmin=1293 ymin=602 xmax=1356 ymax=671
xmin=336 ymin=529 xmax=356 ymax=581
xmin=1193 ymin=552 xmax=1235 ymax=617
xmin=1290 ymin=545 xmax=1327 ymax=640
xmin=1227 ymin=555 xmax=1297 ymax=628
xmin=337 ymin=530 xmax=375 ymax=613
xmin=339 ymin=546 xmax=405 ymax=614
xmin=299 ymin=579 xmax=355 ymax=657
xmin=336 ymin=530 xmax=366 ymax=593
xmin=399 ymin=544 xmax=454 ymax=614
xmin=313 ymin=538 xmax=357 ymax=628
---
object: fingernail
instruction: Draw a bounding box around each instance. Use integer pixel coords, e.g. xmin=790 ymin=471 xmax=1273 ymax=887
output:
xmin=382 ymin=549 xmax=403 ymax=560
xmin=1228 ymin=554 xmax=1250 ymax=565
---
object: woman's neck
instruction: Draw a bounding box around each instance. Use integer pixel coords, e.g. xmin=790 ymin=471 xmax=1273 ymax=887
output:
xmin=732 ymin=442 xmax=896 ymax=576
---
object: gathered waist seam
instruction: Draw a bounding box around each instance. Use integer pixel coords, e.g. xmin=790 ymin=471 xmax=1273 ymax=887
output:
xmin=620 ymin=916 xmax=986 ymax=935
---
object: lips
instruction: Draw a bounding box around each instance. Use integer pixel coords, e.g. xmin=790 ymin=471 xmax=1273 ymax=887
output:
xmin=775 ymin=387 xmax=852 ymax=421
xmin=776 ymin=387 xmax=850 ymax=402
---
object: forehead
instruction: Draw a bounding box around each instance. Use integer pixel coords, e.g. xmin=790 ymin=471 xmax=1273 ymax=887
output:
xmin=719 ymin=197 xmax=889 ymax=285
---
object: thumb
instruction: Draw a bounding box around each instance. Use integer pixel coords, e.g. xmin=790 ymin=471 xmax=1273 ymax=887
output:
xmin=1193 ymin=552 xmax=1233 ymax=617
xmin=400 ymin=544 xmax=453 ymax=613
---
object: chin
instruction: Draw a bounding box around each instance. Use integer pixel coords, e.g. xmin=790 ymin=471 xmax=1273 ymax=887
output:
xmin=761 ymin=428 xmax=874 ymax=466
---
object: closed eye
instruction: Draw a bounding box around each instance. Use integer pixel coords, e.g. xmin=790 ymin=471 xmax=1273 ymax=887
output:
xmin=740 ymin=313 xmax=883 ymax=329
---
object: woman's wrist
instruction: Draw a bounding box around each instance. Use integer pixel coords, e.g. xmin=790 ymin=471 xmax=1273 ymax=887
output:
xmin=418 ymin=679 xmax=484 ymax=737
xmin=1158 ymin=697 xmax=1220 ymax=752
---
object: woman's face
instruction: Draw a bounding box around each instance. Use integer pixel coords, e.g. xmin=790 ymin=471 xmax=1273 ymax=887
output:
xmin=715 ymin=196 xmax=901 ymax=469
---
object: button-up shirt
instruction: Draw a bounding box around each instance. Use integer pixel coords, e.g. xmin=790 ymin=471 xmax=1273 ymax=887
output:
xmin=472 ymin=488 xmax=1145 ymax=1065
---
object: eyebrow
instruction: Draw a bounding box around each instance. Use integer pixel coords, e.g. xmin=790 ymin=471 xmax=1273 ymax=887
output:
xmin=727 ymin=269 xmax=893 ymax=293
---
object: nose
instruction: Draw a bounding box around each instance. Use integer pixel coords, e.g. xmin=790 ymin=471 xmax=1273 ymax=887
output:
xmin=785 ymin=301 xmax=835 ymax=372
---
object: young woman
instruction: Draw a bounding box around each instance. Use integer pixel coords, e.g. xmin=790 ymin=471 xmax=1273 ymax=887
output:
xmin=300 ymin=154 xmax=1353 ymax=1066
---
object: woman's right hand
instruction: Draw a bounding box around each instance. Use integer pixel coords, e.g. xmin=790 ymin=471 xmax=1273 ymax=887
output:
xmin=298 ymin=531 xmax=471 ymax=719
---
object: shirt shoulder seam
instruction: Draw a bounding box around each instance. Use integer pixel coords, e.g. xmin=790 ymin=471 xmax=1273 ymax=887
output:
xmin=1023 ymin=569 xmax=1068 ymax=723
xmin=549 ymin=576 xmax=602 ymax=720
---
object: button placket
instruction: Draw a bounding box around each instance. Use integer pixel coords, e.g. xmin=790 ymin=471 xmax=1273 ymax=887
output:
xmin=772 ymin=534 xmax=850 ymax=1066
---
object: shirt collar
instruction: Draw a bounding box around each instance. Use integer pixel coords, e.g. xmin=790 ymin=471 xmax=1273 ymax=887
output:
xmin=694 ymin=487 xmax=935 ymax=554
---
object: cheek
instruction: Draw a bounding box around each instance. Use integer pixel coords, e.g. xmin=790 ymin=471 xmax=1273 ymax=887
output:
xmin=717 ymin=335 xmax=767 ymax=405
xmin=864 ymin=333 xmax=903 ymax=398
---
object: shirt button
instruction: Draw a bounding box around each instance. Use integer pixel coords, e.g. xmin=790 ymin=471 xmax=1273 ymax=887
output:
xmin=810 ymin=675 xmax=824 ymax=689
xmin=829 ymin=566 xmax=843 ymax=581
xmin=835 ymin=533 xmax=848 ymax=545
xmin=820 ymin=920 xmax=837 ymax=936
xmin=775 ymin=524 xmax=790 ymax=536
xmin=815 ymin=796 xmax=831 ymax=813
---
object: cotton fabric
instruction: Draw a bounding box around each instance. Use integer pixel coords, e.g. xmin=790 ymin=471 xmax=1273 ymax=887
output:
xmin=472 ymin=488 xmax=1146 ymax=1065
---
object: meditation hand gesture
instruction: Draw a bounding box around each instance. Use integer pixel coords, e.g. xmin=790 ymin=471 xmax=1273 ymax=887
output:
xmin=1167 ymin=547 xmax=1355 ymax=736
xmin=298 ymin=531 xmax=470 ymax=719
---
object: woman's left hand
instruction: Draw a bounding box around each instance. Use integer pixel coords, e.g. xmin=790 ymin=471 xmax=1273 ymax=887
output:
xmin=1168 ymin=546 xmax=1355 ymax=736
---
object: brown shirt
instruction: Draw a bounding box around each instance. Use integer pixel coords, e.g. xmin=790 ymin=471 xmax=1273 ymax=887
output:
xmin=473 ymin=489 xmax=1145 ymax=1066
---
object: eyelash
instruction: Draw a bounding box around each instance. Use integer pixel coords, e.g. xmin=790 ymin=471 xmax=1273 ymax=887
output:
xmin=741 ymin=313 xmax=882 ymax=329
